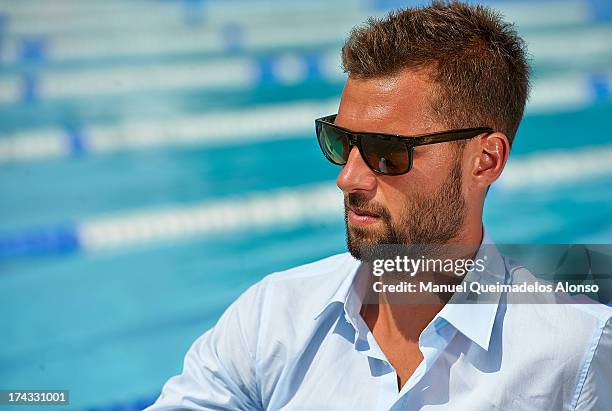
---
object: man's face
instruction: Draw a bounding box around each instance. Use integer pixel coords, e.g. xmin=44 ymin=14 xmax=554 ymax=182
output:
xmin=335 ymin=70 xmax=468 ymax=259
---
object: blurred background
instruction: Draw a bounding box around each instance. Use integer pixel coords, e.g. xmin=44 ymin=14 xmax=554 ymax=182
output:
xmin=0 ymin=0 xmax=611 ymax=409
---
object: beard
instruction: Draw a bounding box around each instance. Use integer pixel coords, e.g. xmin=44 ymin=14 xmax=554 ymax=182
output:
xmin=345 ymin=156 xmax=466 ymax=262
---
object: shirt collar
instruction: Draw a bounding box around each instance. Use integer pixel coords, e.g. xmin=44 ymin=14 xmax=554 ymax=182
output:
xmin=314 ymin=227 xmax=508 ymax=351
xmin=313 ymin=253 xmax=361 ymax=320
xmin=435 ymin=228 xmax=507 ymax=351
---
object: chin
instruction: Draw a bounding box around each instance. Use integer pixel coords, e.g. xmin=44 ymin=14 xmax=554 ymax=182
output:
xmin=348 ymin=225 xmax=381 ymax=243
xmin=347 ymin=230 xmax=390 ymax=261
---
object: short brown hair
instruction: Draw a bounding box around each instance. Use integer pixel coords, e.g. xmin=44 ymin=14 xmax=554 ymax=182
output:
xmin=341 ymin=0 xmax=530 ymax=144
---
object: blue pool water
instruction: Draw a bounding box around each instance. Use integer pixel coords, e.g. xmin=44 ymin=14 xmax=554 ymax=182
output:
xmin=0 ymin=0 xmax=611 ymax=410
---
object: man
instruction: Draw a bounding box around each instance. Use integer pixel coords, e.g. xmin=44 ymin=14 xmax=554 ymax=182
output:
xmin=148 ymin=2 xmax=611 ymax=410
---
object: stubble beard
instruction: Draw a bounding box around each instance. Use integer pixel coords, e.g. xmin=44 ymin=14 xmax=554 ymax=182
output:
xmin=345 ymin=158 xmax=467 ymax=262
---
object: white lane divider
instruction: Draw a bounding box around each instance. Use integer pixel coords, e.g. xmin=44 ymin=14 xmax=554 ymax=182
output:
xmin=499 ymin=143 xmax=612 ymax=189
xmin=1 ymin=68 xmax=607 ymax=165
xmin=41 ymin=59 xmax=258 ymax=99
xmin=2 ymin=0 xmax=593 ymax=38
xmin=0 ymin=98 xmax=340 ymax=162
xmin=4 ymin=14 xmax=608 ymax=64
xmin=2 ymin=142 xmax=611 ymax=256
xmin=77 ymin=183 xmax=343 ymax=251
xmin=76 ymin=143 xmax=612 ymax=252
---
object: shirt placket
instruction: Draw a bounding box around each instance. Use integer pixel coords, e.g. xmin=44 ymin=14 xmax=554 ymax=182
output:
xmin=388 ymin=317 xmax=457 ymax=411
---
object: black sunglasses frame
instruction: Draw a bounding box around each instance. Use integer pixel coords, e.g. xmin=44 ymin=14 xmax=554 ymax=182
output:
xmin=315 ymin=114 xmax=494 ymax=176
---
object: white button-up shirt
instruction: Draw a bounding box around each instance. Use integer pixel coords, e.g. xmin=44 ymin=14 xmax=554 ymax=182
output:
xmin=147 ymin=236 xmax=612 ymax=410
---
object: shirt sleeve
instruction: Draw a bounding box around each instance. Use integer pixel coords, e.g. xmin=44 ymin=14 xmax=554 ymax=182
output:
xmin=574 ymin=316 xmax=612 ymax=411
xmin=145 ymin=280 xmax=266 ymax=411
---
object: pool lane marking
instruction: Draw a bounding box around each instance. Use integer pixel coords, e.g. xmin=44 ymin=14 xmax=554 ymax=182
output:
xmin=1 ymin=70 xmax=608 ymax=165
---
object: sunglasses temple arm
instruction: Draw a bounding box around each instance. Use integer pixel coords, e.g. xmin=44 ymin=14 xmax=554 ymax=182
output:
xmin=413 ymin=131 xmax=489 ymax=147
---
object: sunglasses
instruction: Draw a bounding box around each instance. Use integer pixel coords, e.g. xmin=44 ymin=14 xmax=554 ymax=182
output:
xmin=315 ymin=114 xmax=493 ymax=176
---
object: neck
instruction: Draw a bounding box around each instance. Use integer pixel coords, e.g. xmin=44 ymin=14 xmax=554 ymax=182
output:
xmin=361 ymin=221 xmax=485 ymax=342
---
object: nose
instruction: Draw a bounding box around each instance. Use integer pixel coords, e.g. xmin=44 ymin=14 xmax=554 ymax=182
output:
xmin=336 ymin=146 xmax=377 ymax=194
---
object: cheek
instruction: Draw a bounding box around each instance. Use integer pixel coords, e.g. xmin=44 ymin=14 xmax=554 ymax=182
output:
xmin=378 ymin=157 xmax=442 ymax=199
xmin=409 ymin=146 xmax=457 ymax=184
xmin=415 ymin=143 xmax=453 ymax=166
xmin=375 ymin=177 xmax=416 ymax=222
xmin=375 ymin=146 xmax=458 ymax=215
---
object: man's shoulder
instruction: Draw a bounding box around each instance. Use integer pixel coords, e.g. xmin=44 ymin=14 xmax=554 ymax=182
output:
xmin=264 ymin=252 xmax=358 ymax=284
xmin=506 ymin=262 xmax=612 ymax=325
xmin=237 ymin=252 xmax=359 ymax=318
xmin=227 ymin=252 xmax=359 ymax=353
xmin=502 ymin=262 xmax=612 ymax=364
xmin=258 ymin=252 xmax=358 ymax=306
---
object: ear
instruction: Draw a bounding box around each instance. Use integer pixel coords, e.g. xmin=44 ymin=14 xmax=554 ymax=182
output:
xmin=470 ymin=131 xmax=510 ymax=188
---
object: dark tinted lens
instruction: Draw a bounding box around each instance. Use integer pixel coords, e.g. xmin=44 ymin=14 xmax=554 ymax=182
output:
xmin=360 ymin=135 xmax=411 ymax=174
xmin=317 ymin=123 xmax=350 ymax=165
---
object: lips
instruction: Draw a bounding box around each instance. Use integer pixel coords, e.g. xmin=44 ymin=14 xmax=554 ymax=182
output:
xmin=349 ymin=207 xmax=380 ymax=218
xmin=347 ymin=206 xmax=381 ymax=226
